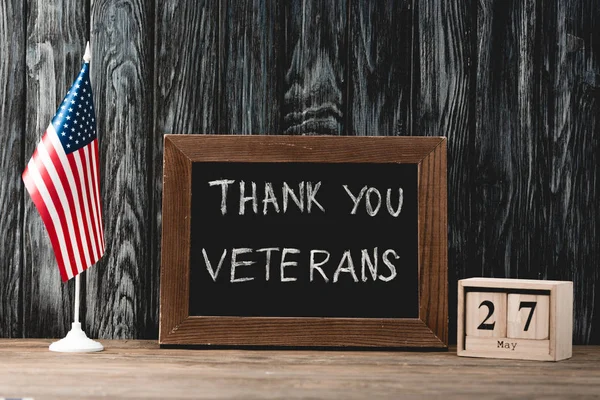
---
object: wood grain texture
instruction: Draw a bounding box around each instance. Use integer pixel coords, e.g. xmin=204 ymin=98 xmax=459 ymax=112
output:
xmin=87 ymin=0 xmax=153 ymax=339
xmin=541 ymin=0 xmax=600 ymax=345
xmin=159 ymin=137 xmax=191 ymax=341
xmin=0 ymin=0 xmax=24 ymax=338
xmin=283 ymin=0 xmax=346 ymax=135
xmin=2 ymin=340 xmax=600 ymax=399
xmin=155 ymin=1 xmax=218 ymax=137
xmin=476 ymin=0 xmax=524 ymax=284
xmin=23 ymin=0 xmax=88 ymax=338
xmin=418 ymin=140 xmax=448 ymax=344
xmin=164 ymin=134 xmax=445 ymax=164
xmin=474 ymin=0 xmax=600 ymax=344
xmin=475 ymin=0 xmax=557 ymax=295
xmin=220 ymin=0 xmax=281 ymax=134
xmin=553 ymin=281 xmax=574 ymax=360
xmin=348 ymin=0 xmax=412 ymax=136
xmin=464 ymin=337 xmax=552 ymax=361
xmin=416 ymin=0 xmax=473 ymax=345
xmin=152 ymin=0 xmax=219 ymax=340
xmin=160 ymin=135 xmax=446 ymax=347
xmin=163 ymin=317 xmax=445 ymax=347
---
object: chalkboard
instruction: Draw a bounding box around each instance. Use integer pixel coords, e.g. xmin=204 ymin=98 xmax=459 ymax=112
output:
xmin=160 ymin=135 xmax=447 ymax=348
xmin=189 ymin=162 xmax=418 ymax=318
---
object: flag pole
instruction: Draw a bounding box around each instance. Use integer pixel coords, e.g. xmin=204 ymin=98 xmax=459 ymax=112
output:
xmin=47 ymin=41 xmax=104 ymax=352
xmin=49 ymin=269 xmax=103 ymax=352
xmin=74 ymin=274 xmax=80 ymax=323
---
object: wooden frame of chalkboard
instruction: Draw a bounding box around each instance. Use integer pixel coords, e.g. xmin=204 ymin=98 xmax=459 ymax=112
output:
xmin=160 ymin=135 xmax=447 ymax=348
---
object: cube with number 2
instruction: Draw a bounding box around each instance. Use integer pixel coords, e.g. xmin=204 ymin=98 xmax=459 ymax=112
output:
xmin=465 ymin=292 xmax=507 ymax=337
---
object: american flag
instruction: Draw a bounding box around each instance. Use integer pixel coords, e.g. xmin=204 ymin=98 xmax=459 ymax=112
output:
xmin=22 ymin=49 xmax=105 ymax=281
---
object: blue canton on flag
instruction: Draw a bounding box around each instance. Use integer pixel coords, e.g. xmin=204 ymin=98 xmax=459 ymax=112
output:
xmin=52 ymin=64 xmax=97 ymax=154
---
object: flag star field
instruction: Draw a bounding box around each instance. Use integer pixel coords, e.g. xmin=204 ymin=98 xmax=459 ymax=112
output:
xmin=52 ymin=63 xmax=97 ymax=154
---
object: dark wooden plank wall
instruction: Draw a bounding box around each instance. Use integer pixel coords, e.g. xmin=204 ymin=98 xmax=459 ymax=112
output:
xmin=86 ymin=0 xmax=154 ymax=339
xmin=474 ymin=0 xmax=600 ymax=343
xmin=153 ymin=0 xmax=219 ymax=340
xmin=0 ymin=0 xmax=598 ymax=344
xmin=349 ymin=0 xmax=412 ymax=137
xmin=283 ymin=0 xmax=346 ymax=135
xmin=417 ymin=0 xmax=473 ymax=343
xmin=0 ymin=0 xmax=25 ymax=338
xmin=221 ymin=0 xmax=281 ymax=135
xmin=22 ymin=0 xmax=89 ymax=338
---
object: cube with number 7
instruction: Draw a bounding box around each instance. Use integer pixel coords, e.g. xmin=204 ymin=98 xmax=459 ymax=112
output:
xmin=507 ymin=294 xmax=549 ymax=340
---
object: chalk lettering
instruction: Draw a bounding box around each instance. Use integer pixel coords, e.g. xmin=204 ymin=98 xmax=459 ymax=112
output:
xmin=200 ymin=247 xmax=401 ymax=284
xmin=310 ymin=250 xmax=330 ymax=283
xmin=283 ymin=182 xmax=305 ymax=212
xmin=380 ymin=249 xmax=399 ymax=282
xmin=386 ymin=188 xmax=403 ymax=217
xmin=263 ymin=182 xmax=280 ymax=214
xmin=202 ymin=248 xmax=227 ymax=281
xmin=281 ymin=248 xmax=300 ymax=282
xmin=361 ymin=247 xmax=378 ymax=282
xmin=208 ymin=179 xmax=235 ymax=215
xmin=345 ymin=186 xmax=403 ymax=217
xmin=230 ymin=248 xmax=255 ymax=283
xmin=256 ymin=247 xmax=280 ymax=281
xmin=343 ymin=185 xmax=367 ymax=214
xmin=210 ymin=180 xmax=328 ymax=215
xmin=239 ymin=181 xmax=258 ymax=215
xmin=365 ymin=187 xmax=382 ymax=216
xmin=306 ymin=181 xmax=325 ymax=213
xmin=333 ymin=250 xmax=359 ymax=283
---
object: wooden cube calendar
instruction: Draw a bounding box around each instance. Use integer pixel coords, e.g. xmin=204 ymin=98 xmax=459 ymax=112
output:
xmin=458 ymin=278 xmax=573 ymax=361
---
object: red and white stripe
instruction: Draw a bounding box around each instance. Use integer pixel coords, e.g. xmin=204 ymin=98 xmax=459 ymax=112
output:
xmin=22 ymin=124 xmax=104 ymax=281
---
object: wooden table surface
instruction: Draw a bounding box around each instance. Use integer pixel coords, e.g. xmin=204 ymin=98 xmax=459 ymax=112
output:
xmin=0 ymin=340 xmax=599 ymax=399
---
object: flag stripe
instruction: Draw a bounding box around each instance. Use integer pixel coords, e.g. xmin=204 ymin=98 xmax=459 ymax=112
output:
xmin=36 ymin=138 xmax=87 ymax=274
xmin=33 ymin=145 xmax=84 ymax=276
xmin=22 ymin=169 xmax=70 ymax=282
xmin=90 ymin=140 xmax=105 ymax=250
xmin=70 ymin=145 xmax=101 ymax=262
xmin=82 ymin=146 xmax=103 ymax=259
xmin=43 ymin=128 xmax=94 ymax=269
xmin=47 ymin=125 xmax=99 ymax=263
xmin=24 ymin=159 xmax=75 ymax=280
xmin=80 ymin=145 xmax=103 ymax=258
xmin=76 ymin=151 xmax=101 ymax=264
xmin=79 ymin=146 xmax=104 ymax=258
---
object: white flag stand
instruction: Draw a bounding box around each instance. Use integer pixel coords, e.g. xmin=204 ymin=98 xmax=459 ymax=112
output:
xmin=49 ymin=273 xmax=104 ymax=352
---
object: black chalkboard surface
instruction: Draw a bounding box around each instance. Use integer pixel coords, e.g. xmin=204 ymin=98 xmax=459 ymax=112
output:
xmin=160 ymin=135 xmax=447 ymax=348
xmin=189 ymin=162 xmax=419 ymax=318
